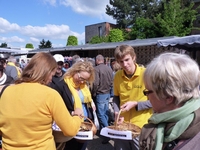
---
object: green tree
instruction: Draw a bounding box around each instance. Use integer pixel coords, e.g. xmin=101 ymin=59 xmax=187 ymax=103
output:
xmin=0 ymin=42 xmax=7 ymax=47
xmin=106 ymin=0 xmax=161 ymax=28
xmin=89 ymin=36 xmax=109 ymax=44
xmin=154 ymin=0 xmax=197 ymax=36
xmin=102 ymin=36 xmax=109 ymax=43
xmin=38 ymin=39 xmax=52 ymax=49
xmin=46 ymin=40 xmax=52 ymax=48
xmin=108 ymin=29 xmax=124 ymax=42
xmin=25 ymin=43 xmax=34 ymax=49
xmin=39 ymin=39 xmax=46 ymax=49
xmin=67 ymin=35 xmax=78 ymax=46
xmin=89 ymin=36 xmax=102 ymax=44
xmin=129 ymin=17 xmax=157 ymax=39
xmin=106 ymin=0 xmax=199 ymax=39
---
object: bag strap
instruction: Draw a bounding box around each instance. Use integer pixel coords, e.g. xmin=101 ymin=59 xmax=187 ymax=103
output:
xmin=0 ymin=84 xmax=9 ymax=97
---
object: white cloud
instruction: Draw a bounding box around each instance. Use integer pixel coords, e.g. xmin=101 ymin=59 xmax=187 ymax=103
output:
xmin=60 ymin=0 xmax=114 ymax=21
xmin=20 ymin=24 xmax=85 ymax=44
xmin=0 ymin=18 xmax=20 ymax=33
xmin=43 ymin=0 xmax=57 ymax=6
xmin=21 ymin=24 xmax=71 ymax=38
xmin=0 ymin=37 xmax=7 ymax=41
xmin=0 ymin=0 xmax=116 ymax=48
xmin=27 ymin=37 xmax=40 ymax=48
xmin=0 ymin=36 xmax=24 ymax=43
xmin=0 ymin=18 xmax=85 ymax=48
xmin=42 ymin=0 xmax=115 ymax=23
xmin=30 ymin=37 xmax=40 ymax=43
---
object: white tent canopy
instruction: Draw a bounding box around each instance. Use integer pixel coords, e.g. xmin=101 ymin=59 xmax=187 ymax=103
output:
xmin=0 ymin=48 xmax=28 ymax=54
xmin=157 ymin=35 xmax=200 ymax=50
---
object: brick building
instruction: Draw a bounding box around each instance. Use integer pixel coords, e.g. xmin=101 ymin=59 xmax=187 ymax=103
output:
xmin=85 ymin=22 xmax=117 ymax=44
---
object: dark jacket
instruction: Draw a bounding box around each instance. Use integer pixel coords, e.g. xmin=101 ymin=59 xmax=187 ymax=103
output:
xmin=92 ymin=63 xmax=113 ymax=97
xmin=50 ymin=79 xmax=74 ymax=114
xmin=50 ymin=78 xmax=94 ymax=124
xmin=49 ymin=70 xmax=65 ymax=88
xmin=174 ymin=131 xmax=200 ymax=150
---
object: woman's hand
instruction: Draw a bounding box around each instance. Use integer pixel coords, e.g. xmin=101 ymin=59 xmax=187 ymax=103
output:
xmin=73 ymin=108 xmax=83 ymax=118
xmin=120 ymin=101 xmax=138 ymax=112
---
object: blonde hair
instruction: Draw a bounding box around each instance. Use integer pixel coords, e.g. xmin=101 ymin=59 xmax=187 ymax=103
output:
xmin=15 ymin=52 xmax=57 ymax=85
xmin=144 ymin=52 xmax=200 ymax=105
xmin=63 ymin=61 xmax=95 ymax=86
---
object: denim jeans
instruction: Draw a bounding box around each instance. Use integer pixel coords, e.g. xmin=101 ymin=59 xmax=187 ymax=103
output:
xmin=95 ymin=93 xmax=110 ymax=129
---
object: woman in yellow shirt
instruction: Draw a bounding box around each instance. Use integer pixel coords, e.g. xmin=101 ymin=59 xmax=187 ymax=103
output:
xmin=0 ymin=52 xmax=82 ymax=150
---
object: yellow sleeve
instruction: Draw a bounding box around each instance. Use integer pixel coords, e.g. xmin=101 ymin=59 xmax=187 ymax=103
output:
xmin=48 ymin=91 xmax=82 ymax=136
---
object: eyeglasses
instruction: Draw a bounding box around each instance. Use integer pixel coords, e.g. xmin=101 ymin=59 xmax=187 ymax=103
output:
xmin=143 ymin=89 xmax=153 ymax=96
xmin=77 ymin=72 xmax=87 ymax=82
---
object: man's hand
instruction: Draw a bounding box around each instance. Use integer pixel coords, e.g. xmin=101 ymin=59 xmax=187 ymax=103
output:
xmin=120 ymin=101 xmax=138 ymax=112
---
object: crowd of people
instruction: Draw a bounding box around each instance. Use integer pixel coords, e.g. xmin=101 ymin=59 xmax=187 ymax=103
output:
xmin=0 ymin=45 xmax=200 ymax=150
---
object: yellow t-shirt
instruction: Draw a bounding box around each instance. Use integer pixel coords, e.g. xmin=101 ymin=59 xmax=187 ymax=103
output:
xmin=114 ymin=64 xmax=152 ymax=128
xmin=0 ymin=83 xmax=81 ymax=150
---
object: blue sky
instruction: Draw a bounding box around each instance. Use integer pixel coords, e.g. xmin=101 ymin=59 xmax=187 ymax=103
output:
xmin=0 ymin=0 xmax=115 ymax=49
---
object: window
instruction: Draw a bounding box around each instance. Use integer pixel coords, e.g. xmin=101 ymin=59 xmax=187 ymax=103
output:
xmin=98 ymin=26 xmax=102 ymax=37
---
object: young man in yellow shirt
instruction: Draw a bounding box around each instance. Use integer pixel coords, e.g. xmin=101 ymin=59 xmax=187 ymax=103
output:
xmin=112 ymin=45 xmax=152 ymax=150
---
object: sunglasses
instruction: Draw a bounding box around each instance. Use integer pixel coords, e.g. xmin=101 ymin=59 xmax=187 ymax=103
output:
xmin=143 ymin=89 xmax=153 ymax=96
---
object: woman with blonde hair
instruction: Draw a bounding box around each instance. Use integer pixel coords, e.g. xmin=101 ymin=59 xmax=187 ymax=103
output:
xmin=0 ymin=52 xmax=82 ymax=150
xmin=51 ymin=60 xmax=95 ymax=150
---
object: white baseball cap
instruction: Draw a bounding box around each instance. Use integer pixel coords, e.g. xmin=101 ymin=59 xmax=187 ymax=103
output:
xmin=53 ymin=54 xmax=64 ymax=62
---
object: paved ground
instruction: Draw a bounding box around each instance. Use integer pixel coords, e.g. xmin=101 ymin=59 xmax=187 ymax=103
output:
xmin=86 ymin=98 xmax=115 ymax=150
xmin=86 ymin=134 xmax=114 ymax=150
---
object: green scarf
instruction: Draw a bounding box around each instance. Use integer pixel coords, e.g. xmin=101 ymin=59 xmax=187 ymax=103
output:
xmin=148 ymin=98 xmax=200 ymax=150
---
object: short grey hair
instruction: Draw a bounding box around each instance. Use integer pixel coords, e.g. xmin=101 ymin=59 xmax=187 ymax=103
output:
xmin=144 ymin=52 xmax=200 ymax=105
xmin=96 ymin=54 xmax=104 ymax=61
xmin=71 ymin=54 xmax=80 ymax=65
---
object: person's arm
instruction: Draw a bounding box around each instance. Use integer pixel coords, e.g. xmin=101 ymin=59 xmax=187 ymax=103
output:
xmin=51 ymin=91 xmax=82 ymax=136
xmin=121 ymin=100 xmax=152 ymax=112
xmin=136 ymin=100 xmax=152 ymax=111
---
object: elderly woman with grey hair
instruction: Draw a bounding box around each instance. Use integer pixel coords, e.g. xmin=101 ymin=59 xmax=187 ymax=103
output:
xmin=139 ymin=53 xmax=200 ymax=150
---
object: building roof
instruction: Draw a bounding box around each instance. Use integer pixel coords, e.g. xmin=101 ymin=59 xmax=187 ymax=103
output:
xmin=28 ymin=36 xmax=176 ymax=55
xmin=0 ymin=48 xmax=28 ymax=55
xmin=85 ymin=22 xmax=116 ymax=27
